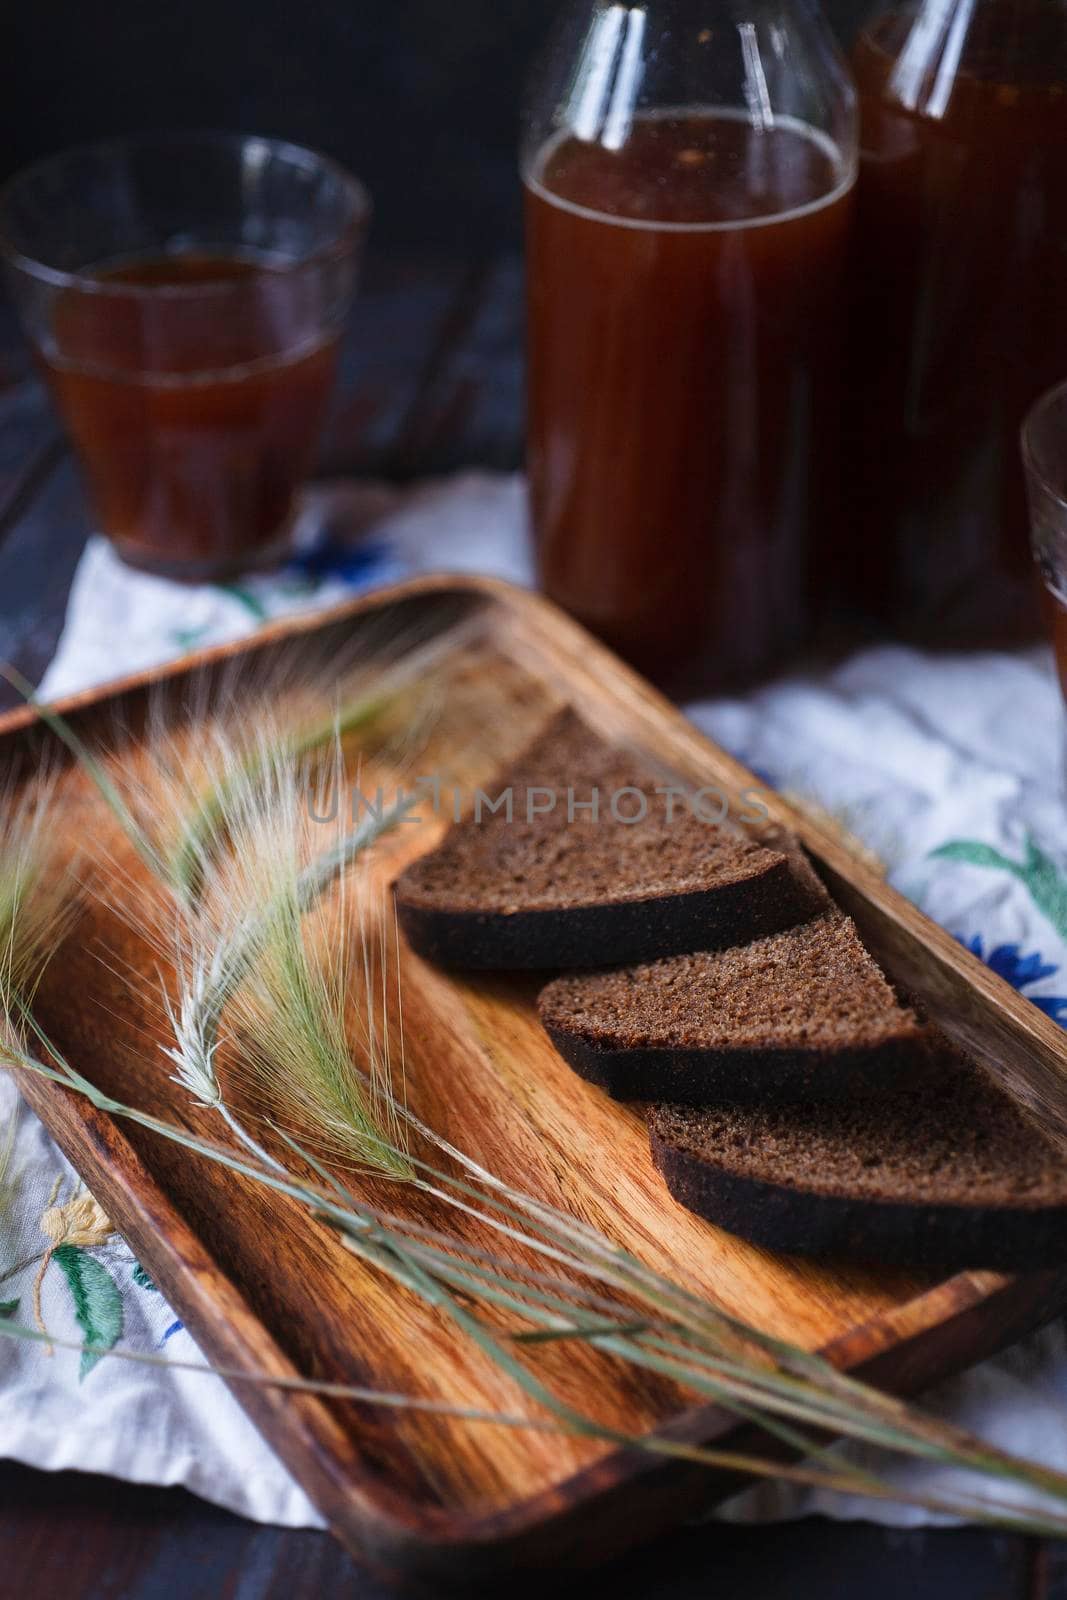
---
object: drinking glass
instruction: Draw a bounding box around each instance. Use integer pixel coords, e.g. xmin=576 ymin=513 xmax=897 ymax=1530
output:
xmin=1023 ymin=380 xmax=1067 ymax=704
xmin=0 ymin=133 xmax=369 ymax=580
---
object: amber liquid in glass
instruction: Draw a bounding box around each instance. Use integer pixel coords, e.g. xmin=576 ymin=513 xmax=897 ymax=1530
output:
xmin=525 ymin=111 xmax=854 ymax=690
xmin=44 ymin=251 xmax=340 ymax=577
xmin=840 ymin=7 xmax=1067 ymax=640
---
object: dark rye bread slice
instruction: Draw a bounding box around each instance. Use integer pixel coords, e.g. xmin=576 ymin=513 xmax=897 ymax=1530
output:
xmin=394 ymin=709 xmax=825 ymax=970
xmin=538 ymin=912 xmax=925 ymax=1104
xmin=648 ymin=1043 xmax=1067 ymax=1271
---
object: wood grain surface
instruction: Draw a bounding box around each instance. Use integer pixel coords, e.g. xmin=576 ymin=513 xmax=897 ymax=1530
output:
xmin=7 ymin=573 xmax=1067 ymax=1587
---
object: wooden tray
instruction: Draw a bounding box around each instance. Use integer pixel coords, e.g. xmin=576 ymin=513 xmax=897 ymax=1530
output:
xmin=8 ymin=574 xmax=1067 ymax=1589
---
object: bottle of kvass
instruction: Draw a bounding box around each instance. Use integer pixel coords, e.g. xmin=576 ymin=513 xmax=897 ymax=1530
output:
xmin=523 ymin=1 xmax=857 ymax=692
xmin=832 ymin=0 xmax=1067 ymax=644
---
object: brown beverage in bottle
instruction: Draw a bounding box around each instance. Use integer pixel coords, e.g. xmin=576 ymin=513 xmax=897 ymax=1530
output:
xmin=43 ymin=251 xmax=340 ymax=577
xmin=841 ymin=3 xmax=1067 ymax=640
xmin=525 ymin=111 xmax=854 ymax=690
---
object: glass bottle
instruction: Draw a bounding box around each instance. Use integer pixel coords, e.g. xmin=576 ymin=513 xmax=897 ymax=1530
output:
xmin=836 ymin=0 xmax=1067 ymax=643
xmin=522 ymin=0 xmax=857 ymax=692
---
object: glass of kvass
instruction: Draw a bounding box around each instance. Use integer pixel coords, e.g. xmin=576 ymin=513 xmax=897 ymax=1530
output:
xmin=0 ymin=134 xmax=368 ymax=580
xmin=1023 ymin=382 xmax=1067 ymax=709
xmin=522 ymin=0 xmax=857 ymax=692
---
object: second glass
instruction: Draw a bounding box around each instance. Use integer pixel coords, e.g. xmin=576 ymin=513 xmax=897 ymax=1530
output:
xmin=523 ymin=0 xmax=857 ymax=691
xmin=1023 ymin=380 xmax=1067 ymax=708
xmin=0 ymin=134 xmax=369 ymax=581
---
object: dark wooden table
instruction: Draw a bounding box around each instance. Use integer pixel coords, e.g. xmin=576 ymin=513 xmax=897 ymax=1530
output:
xmin=0 ymin=248 xmax=1063 ymax=1599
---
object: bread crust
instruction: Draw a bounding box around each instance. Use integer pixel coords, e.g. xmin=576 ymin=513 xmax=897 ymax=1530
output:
xmin=546 ymin=1026 xmax=926 ymax=1104
xmin=648 ymin=1108 xmax=1067 ymax=1271
xmin=396 ymin=854 xmax=821 ymax=970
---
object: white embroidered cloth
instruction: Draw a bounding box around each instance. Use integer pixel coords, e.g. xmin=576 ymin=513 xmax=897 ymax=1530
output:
xmin=3 ymin=470 xmax=1067 ymax=1531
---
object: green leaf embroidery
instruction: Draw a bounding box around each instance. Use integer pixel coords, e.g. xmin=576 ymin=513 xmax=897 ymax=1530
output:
xmin=930 ymin=841 xmax=1018 ymax=872
xmin=132 ymin=1263 xmax=157 ymax=1293
xmin=1019 ymin=838 xmax=1067 ymax=939
xmin=51 ymin=1245 xmax=123 ymax=1380
xmin=218 ymin=583 xmax=269 ymax=623
xmin=171 ymin=625 xmax=211 ymax=653
xmin=0 ymin=1298 xmax=17 ymax=1319
xmin=931 ymin=835 xmax=1067 ymax=941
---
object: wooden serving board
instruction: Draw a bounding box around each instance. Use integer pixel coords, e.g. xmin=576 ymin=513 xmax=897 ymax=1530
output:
xmin=8 ymin=574 xmax=1067 ymax=1588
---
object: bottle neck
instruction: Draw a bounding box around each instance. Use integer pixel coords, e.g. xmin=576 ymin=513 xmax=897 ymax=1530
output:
xmin=865 ymin=0 xmax=1067 ymax=111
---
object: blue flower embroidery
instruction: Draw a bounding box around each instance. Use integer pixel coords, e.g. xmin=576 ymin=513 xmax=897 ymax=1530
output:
xmin=962 ymin=936 xmax=1067 ymax=1024
xmin=285 ymin=536 xmax=393 ymax=587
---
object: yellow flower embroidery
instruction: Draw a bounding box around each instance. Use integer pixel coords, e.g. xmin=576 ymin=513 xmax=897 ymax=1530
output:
xmin=40 ymin=1194 xmax=113 ymax=1250
xmin=34 ymin=1188 xmax=115 ymax=1344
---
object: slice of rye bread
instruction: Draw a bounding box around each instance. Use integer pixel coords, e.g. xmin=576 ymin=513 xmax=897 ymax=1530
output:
xmin=648 ymin=1042 xmax=1067 ymax=1271
xmin=394 ymin=709 xmax=827 ymax=969
xmin=538 ymin=912 xmax=925 ymax=1104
